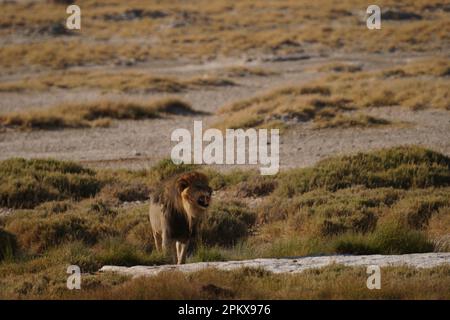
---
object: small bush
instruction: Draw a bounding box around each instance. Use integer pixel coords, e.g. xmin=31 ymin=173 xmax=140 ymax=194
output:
xmin=190 ymin=246 xmax=227 ymax=262
xmin=95 ymin=237 xmax=167 ymax=266
xmin=234 ymin=176 xmax=277 ymax=197
xmin=36 ymin=200 xmax=72 ymax=214
xmin=0 ymin=158 xmax=102 ymax=208
xmin=390 ymin=195 xmax=449 ymax=230
xmin=0 ymin=99 xmax=195 ymax=130
xmin=276 ymin=147 xmax=450 ymax=197
xmin=199 ymin=201 xmax=256 ymax=247
xmin=0 ymin=228 xmax=17 ymax=261
xmin=370 ymin=223 xmax=434 ymax=254
xmin=300 ymin=86 xmax=331 ymax=96
xmin=88 ymin=200 xmax=117 ymax=217
xmin=6 ymin=213 xmax=112 ymax=253
xmin=332 ymin=234 xmax=377 ymax=255
xmin=148 ymin=158 xmax=197 ymax=183
xmin=205 ymin=169 xmax=255 ymax=190
xmin=99 ymin=182 xmax=149 ymax=203
xmin=332 ymin=224 xmax=434 ymax=255
xmin=51 ymin=241 xmax=101 ymax=273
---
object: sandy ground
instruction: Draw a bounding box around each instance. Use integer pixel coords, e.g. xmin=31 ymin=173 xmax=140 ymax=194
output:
xmin=1 ymin=52 xmax=449 ymax=171
xmin=99 ymin=252 xmax=450 ymax=278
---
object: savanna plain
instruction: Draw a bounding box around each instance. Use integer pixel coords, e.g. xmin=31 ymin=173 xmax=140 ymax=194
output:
xmin=0 ymin=0 xmax=449 ymax=299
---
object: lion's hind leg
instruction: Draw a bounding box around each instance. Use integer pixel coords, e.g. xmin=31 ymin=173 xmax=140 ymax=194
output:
xmin=162 ymin=231 xmax=177 ymax=264
xmin=153 ymin=232 xmax=162 ymax=252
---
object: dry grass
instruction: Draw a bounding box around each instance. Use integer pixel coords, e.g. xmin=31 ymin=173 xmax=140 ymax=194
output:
xmin=2 ymin=265 xmax=448 ymax=300
xmin=0 ymin=98 xmax=198 ymax=130
xmin=382 ymin=57 xmax=450 ymax=78
xmin=314 ymin=114 xmax=392 ymax=129
xmin=0 ymin=40 xmax=138 ymax=70
xmin=0 ymin=147 xmax=449 ymax=298
xmin=0 ymin=71 xmax=235 ymax=93
xmin=222 ymin=66 xmax=278 ymax=78
xmin=66 ymin=265 xmax=450 ymax=300
xmin=214 ymin=85 xmax=354 ymax=129
xmin=0 ymin=0 xmax=448 ymax=70
xmin=214 ymin=57 xmax=449 ymax=129
xmin=318 ymin=62 xmax=363 ymax=73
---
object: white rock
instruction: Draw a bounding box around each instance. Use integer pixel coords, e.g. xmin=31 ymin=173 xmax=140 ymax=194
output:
xmin=99 ymin=253 xmax=450 ymax=279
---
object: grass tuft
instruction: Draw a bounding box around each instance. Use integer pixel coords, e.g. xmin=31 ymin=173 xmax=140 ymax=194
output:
xmin=0 ymin=158 xmax=101 ymax=208
xmin=0 ymin=98 xmax=196 ymax=130
xmin=276 ymin=146 xmax=450 ymax=197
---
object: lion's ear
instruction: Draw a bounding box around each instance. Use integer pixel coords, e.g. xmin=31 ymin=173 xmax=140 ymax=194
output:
xmin=176 ymin=177 xmax=189 ymax=193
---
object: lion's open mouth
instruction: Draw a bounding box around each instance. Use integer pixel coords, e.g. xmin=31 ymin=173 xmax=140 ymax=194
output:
xmin=197 ymin=196 xmax=209 ymax=208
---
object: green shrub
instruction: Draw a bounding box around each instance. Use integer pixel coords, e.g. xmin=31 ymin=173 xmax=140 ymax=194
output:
xmin=100 ymin=182 xmax=150 ymax=202
xmin=88 ymin=200 xmax=117 ymax=217
xmin=205 ymin=169 xmax=255 ymax=190
xmin=0 ymin=228 xmax=17 ymax=261
xmin=190 ymin=245 xmax=227 ymax=262
xmin=50 ymin=241 xmax=101 ymax=272
xmin=148 ymin=158 xmax=197 ymax=183
xmin=370 ymin=223 xmax=434 ymax=254
xmin=199 ymin=201 xmax=256 ymax=247
xmin=36 ymin=200 xmax=72 ymax=214
xmin=0 ymin=158 xmax=102 ymax=208
xmin=332 ymin=224 xmax=434 ymax=255
xmin=6 ymin=213 xmax=113 ymax=253
xmin=390 ymin=194 xmax=449 ymax=230
xmin=234 ymin=175 xmax=277 ymax=197
xmin=95 ymin=237 xmax=167 ymax=266
xmin=276 ymin=147 xmax=450 ymax=197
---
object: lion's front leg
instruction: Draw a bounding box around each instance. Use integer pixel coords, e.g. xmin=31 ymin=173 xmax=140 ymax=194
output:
xmin=176 ymin=241 xmax=189 ymax=265
xmin=153 ymin=232 xmax=162 ymax=252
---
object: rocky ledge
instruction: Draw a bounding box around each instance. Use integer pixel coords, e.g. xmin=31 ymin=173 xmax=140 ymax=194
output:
xmin=99 ymin=252 xmax=450 ymax=278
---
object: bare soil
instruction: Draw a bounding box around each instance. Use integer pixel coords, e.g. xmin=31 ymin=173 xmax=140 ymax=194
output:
xmin=1 ymin=52 xmax=449 ymax=171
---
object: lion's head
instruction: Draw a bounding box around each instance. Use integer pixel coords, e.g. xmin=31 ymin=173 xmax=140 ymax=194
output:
xmin=175 ymin=171 xmax=212 ymax=213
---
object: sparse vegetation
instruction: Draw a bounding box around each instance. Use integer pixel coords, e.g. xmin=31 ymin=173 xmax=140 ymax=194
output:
xmin=314 ymin=114 xmax=392 ymax=129
xmin=0 ymin=0 xmax=449 ymax=299
xmin=0 ymin=158 xmax=101 ymax=208
xmin=0 ymin=147 xmax=448 ymax=298
xmin=223 ymin=66 xmax=278 ymax=78
xmin=0 ymin=71 xmax=235 ymax=93
xmin=199 ymin=201 xmax=256 ymax=247
xmin=0 ymin=0 xmax=448 ymax=70
xmin=0 ymin=228 xmax=17 ymax=261
xmin=0 ymin=98 xmax=197 ymax=130
xmin=214 ymin=58 xmax=449 ymax=129
xmin=214 ymin=85 xmax=354 ymax=129
xmin=65 ymin=265 xmax=446 ymax=299
xmin=2 ymin=265 xmax=448 ymax=299
xmin=275 ymin=146 xmax=450 ymax=196
xmin=318 ymin=62 xmax=363 ymax=73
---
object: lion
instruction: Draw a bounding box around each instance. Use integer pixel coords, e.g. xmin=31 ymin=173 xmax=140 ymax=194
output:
xmin=149 ymin=171 xmax=212 ymax=264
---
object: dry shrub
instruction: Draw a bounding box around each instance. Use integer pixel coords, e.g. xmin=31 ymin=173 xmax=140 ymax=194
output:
xmin=0 ymin=99 xmax=195 ymax=130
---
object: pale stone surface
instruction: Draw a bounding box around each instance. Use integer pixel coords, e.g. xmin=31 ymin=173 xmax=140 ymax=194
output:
xmin=99 ymin=252 xmax=450 ymax=278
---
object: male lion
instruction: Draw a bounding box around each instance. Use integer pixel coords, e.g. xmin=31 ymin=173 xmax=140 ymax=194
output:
xmin=149 ymin=171 xmax=212 ymax=264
